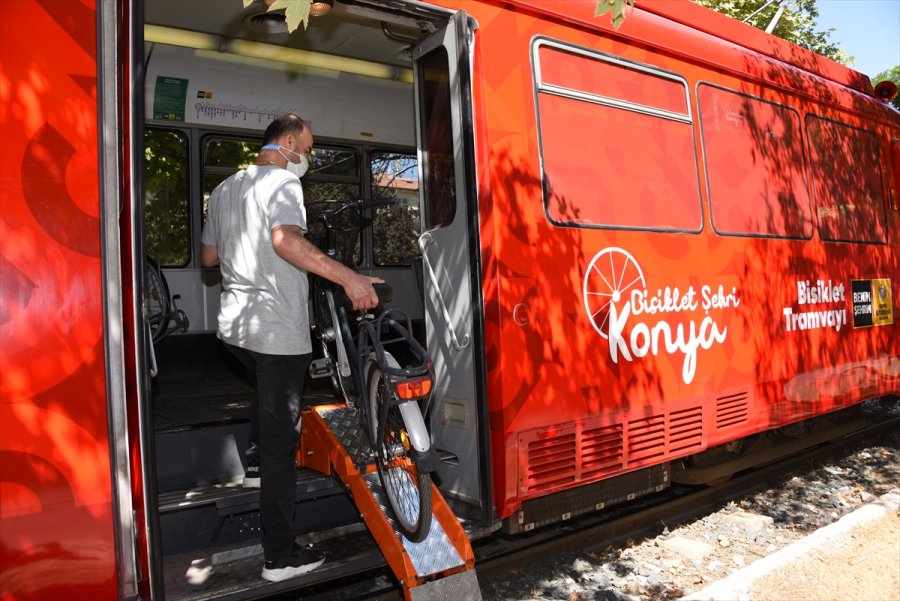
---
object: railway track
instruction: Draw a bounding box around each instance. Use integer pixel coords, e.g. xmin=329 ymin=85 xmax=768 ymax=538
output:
xmin=275 ymin=408 xmax=899 ymax=601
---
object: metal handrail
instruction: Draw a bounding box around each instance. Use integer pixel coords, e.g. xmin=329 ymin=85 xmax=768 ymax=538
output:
xmin=418 ymin=231 xmax=470 ymax=351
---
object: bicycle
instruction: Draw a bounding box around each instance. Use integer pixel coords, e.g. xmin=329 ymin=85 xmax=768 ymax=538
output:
xmin=145 ymin=256 xmax=189 ymax=344
xmin=307 ymin=199 xmax=438 ymax=542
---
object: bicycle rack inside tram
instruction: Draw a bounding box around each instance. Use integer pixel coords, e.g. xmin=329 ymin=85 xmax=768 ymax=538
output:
xmin=298 ymin=404 xmax=482 ymax=600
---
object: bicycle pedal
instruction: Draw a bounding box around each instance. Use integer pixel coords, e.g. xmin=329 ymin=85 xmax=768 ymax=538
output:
xmin=309 ymin=358 xmax=333 ymax=378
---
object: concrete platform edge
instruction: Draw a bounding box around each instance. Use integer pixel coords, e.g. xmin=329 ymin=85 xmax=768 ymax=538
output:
xmin=680 ymin=488 xmax=900 ymax=601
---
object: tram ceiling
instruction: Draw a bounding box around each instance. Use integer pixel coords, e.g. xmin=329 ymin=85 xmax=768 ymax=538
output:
xmin=143 ymin=0 xmax=445 ymax=71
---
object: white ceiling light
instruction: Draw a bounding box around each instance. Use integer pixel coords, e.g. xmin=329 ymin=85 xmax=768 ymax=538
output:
xmin=144 ymin=24 xmax=413 ymax=83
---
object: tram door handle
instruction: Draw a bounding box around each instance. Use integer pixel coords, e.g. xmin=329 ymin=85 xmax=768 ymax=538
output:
xmin=418 ymin=231 xmax=470 ymax=351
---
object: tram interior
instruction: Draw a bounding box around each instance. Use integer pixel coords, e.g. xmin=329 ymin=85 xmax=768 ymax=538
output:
xmin=141 ymin=1 xmax=460 ymax=596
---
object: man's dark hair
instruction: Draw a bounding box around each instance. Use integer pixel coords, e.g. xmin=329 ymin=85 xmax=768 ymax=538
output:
xmin=262 ymin=114 xmax=308 ymax=145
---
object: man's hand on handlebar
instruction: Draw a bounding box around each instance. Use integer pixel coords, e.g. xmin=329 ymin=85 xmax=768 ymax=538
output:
xmin=344 ymin=273 xmax=385 ymax=311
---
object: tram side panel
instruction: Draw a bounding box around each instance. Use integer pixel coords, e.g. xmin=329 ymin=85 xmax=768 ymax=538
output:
xmin=0 ymin=1 xmax=120 ymax=599
xmin=464 ymin=1 xmax=899 ymax=522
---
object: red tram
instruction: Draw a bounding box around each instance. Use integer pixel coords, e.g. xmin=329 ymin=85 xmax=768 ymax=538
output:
xmin=2 ymin=0 xmax=897 ymax=599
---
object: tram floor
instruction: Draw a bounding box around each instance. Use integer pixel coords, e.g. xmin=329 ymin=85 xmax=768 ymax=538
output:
xmin=151 ymin=332 xmax=336 ymax=432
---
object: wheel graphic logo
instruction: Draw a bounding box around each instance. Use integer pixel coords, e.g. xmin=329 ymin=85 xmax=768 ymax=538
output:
xmin=583 ymin=247 xmax=645 ymax=339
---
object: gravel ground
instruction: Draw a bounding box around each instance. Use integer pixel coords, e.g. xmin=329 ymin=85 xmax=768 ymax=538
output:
xmin=478 ymin=402 xmax=899 ymax=601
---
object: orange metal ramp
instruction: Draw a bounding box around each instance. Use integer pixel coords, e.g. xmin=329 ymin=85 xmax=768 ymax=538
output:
xmin=299 ymin=404 xmax=482 ymax=600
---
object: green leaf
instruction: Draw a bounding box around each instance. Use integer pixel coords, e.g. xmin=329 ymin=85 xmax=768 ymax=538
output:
xmin=595 ymin=0 xmax=614 ymax=18
xmin=267 ymin=0 xmax=311 ymax=32
xmin=595 ymin=0 xmax=635 ymax=29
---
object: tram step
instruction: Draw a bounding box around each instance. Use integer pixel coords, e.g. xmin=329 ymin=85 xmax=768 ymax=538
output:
xmin=158 ymin=472 xmax=358 ymax=556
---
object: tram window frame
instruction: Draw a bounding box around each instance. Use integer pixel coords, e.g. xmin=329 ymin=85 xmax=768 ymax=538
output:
xmin=697 ymin=82 xmax=813 ymax=240
xmin=197 ymin=133 xmax=427 ymax=266
xmin=532 ymin=37 xmax=703 ymax=234
xmin=144 ymin=127 xmax=191 ymax=268
xmin=370 ymin=149 xmax=421 ymax=266
xmin=805 ymin=115 xmax=888 ymax=245
xmin=200 ymin=135 xmax=364 ymax=260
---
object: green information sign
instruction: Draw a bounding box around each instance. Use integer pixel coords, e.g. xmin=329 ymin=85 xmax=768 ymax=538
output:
xmin=153 ymin=76 xmax=188 ymax=121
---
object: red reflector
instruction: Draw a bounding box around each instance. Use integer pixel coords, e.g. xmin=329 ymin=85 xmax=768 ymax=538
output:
xmin=396 ymin=376 xmax=432 ymax=399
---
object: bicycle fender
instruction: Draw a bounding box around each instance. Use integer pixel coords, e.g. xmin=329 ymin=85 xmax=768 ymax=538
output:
xmin=382 ymin=351 xmax=431 ymax=453
xmin=398 ymin=400 xmax=430 ymax=453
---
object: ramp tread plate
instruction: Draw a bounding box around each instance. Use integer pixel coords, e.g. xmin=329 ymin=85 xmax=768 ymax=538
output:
xmin=316 ymin=406 xmax=373 ymax=469
xmin=363 ymin=471 xmax=464 ymax=577
xmin=410 ymin=569 xmax=482 ymax=601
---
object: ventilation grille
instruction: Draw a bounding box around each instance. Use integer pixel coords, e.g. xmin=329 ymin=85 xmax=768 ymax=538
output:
xmin=627 ymin=415 xmax=666 ymax=462
xmin=520 ymin=402 xmax=705 ymax=496
xmin=716 ymin=391 xmax=750 ymax=429
xmin=525 ymin=432 xmax=577 ymax=492
xmin=625 ymin=406 xmax=704 ymax=464
xmin=581 ymin=424 xmax=626 ymax=479
xmin=667 ymin=406 xmax=704 ymax=453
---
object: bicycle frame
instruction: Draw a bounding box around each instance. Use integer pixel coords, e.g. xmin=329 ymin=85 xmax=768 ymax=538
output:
xmin=306 ymin=199 xmax=437 ymax=470
xmin=357 ymin=309 xmax=435 ymax=457
xmin=307 ymin=200 xmax=372 ymax=404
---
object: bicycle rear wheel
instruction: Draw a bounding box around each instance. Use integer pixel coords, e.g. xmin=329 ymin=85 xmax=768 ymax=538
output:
xmin=366 ymin=358 xmax=432 ymax=542
xmin=145 ymin=257 xmax=171 ymax=343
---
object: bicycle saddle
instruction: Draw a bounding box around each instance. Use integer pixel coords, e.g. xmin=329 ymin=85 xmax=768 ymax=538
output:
xmin=332 ymin=282 xmax=393 ymax=309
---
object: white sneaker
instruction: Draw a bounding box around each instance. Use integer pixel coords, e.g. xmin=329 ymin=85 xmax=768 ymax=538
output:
xmin=261 ymin=545 xmax=325 ymax=582
xmin=242 ymin=465 xmax=260 ymax=488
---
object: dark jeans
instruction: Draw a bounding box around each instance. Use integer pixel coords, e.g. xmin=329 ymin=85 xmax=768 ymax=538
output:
xmin=224 ymin=343 xmax=312 ymax=563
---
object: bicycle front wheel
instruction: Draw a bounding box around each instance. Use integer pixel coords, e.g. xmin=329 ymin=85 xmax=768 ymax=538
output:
xmin=366 ymin=359 xmax=432 ymax=542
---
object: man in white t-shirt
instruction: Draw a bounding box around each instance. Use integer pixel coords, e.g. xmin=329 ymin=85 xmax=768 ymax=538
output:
xmin=200 ymin=114 xmax=381 ymax=582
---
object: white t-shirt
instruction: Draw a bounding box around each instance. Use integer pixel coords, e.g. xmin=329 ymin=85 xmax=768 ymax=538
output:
xmin=201 ymin=165 xmax=311 ymax=355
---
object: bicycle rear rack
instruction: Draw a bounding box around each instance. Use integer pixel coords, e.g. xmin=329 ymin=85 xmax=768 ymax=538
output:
xmin=298 ymin=404 xmax=482 ymax=600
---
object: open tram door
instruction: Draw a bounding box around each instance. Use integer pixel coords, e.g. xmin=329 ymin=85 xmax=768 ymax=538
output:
xmin=412 ymin=10 xmax=495 ymax=530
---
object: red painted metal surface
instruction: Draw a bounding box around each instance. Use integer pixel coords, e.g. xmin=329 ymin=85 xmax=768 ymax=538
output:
xmin=444 ymin=0 xmax=899 ymax=518
xmin=0 ymin=1 xmax=896 ymax=598
xmin=0 ymin=1 xmax=118 ymax=599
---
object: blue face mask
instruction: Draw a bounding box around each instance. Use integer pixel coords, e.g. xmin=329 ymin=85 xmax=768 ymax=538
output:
xmin=260 ymin=144 xmax=309 ymax=178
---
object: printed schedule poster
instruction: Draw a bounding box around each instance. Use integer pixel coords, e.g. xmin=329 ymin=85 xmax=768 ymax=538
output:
xmin=154 ymin=76 xmax=188 ymax=121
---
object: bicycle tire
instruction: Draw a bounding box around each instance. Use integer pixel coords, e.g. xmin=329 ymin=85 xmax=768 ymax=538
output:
xmin=145 ymin=257 xmax=171 ymax=344
xmin=366 ymin=358 xmax=432 ymax=542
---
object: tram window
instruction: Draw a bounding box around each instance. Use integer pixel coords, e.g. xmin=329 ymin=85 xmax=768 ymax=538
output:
xmin=201 ymin=136 xmax=260 ymax=221
xmin=418 ymin=47 xmax=456 ymax=230
xmin=303 ymin=146 xmax=362 ymax=264
xmin=307 ymin=146 xmax=359 ymax=179
xmin=144 ymin=128 xmax=190 ymax=267
xmin=698 ymin=84 xmax=812 ymax=239
xmin=533 ymin=40 xmax=702 ymax=232
xmin=806 ymin=116 xmax=887 ymax=244
xmin=371 ymin=150 xmax=421 ymax=266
